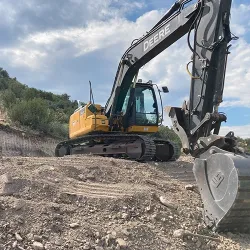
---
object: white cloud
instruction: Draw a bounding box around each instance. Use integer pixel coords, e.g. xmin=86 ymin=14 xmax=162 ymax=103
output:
xmin=223 ymin=39 xmax=250 ymax=107
xmin=1 ymin=10 xmax=162 ymax=70
xmin=220 ymin=124 xmax=250 ymax=139
xmin=138 ymin=38 xmax=190 ymax=91
xmin=0 ymin=48 xmax=47 ymax=70
xmin=231 ymin=3 xmax=250 ymax=36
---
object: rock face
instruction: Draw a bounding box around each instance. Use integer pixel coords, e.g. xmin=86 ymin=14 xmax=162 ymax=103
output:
xmin=0 ymin=155 xmax=249 ymax=250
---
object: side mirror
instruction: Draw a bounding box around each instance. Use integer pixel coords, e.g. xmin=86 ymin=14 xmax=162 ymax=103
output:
xmin=162 ymin=86 xmax=169 ymax=93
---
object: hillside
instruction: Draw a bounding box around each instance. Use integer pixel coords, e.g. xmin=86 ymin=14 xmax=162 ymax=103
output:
xmin=0 ymin=68 xmax=79 ymax=139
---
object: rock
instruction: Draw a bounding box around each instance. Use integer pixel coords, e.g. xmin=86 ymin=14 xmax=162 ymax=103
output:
xmin=44 ymin=243 xmax=52 ymax=250
xmin=15 ymin=232 xmax=23 ymax=241
xmin=116 ymin=238 xmax=127 ymax=248
xmin=105 ymin=234 xmax=112 ymax=246
xmin=12 ymin=241 xmax=17 ymax=248
xmin=14 ymin=200 xmax=26 ymax=210
xmin=27 ymin=233 xmax=34 ymax=241
xmin=86 ymin=174 xmax=95 ymax=181
xmin=69 ymin=222 xmax=80 ymax=228
xmin=95 ymin=231 xmax=100 ymax=238
xmin=83 ymin=242 xmax=91 ymax=249
xmin=0 ymin=173 xmax=15 ymax=195
xmin=173 ymin=229 xmax=185 ymax=238
xmin=111 ymin=231 xmax=117 ymax=237
xmin=121 ymin=213 xmax=129 ymax=219
xmin=159 ymin=196 xmax=177 ymax=210
xmin=34 ymin=235 xmax=43 ymax=242
xmin=0 ymin=173 xmax=13 ymax=184
xmin=78 ymin=174 xmax=85 ymax=180
xmin=196 ymin=240 xmax=202 ymax=248
xmin=54 ymin=239 xmax=63 ymax=246
xmin=185 ymin=184 xmax=197 ymax=191
xmin=121 ymin=229 xmax=130 ymax=236
xmin=33 ymin=241 xmax=44 ymax=250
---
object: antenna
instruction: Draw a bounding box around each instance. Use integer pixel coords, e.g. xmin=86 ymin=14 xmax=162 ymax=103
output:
xmin=89 ymin=81 xmax=95 ymax=104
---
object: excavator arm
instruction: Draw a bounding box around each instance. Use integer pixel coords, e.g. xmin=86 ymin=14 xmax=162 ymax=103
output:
xmin=167 ymin=0 xmax=234 ymax=156
xmin=166 ymin=0 xmax=250 ymax=233
xmin=105 ymin=0 xmax=200 ymax=120
xmin=104 ymin=0 xmax=250 ymax=232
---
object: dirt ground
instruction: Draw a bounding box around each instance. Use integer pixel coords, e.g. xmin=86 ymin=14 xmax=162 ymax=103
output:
xmin=0 ymin=153 xmax=250 ymax=250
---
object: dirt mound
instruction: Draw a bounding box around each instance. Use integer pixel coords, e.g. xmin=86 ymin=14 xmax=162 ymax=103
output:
xmin=0 ymin=155 xmax=249 ymax=250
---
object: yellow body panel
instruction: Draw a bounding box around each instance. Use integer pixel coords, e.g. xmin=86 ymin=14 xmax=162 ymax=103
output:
xmin=69 ymin=103 xmax=109 ymax=139
xmin=127 ymin=125 xmax=158 ymax=133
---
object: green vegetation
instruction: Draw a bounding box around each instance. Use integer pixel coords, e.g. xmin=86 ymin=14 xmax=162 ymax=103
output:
xmin=237 ymin=137 xmax=250 ymax=153
xmin=153 ymin=125 xmax=182 ymax=147
xmin=0 ymin=68 xmax=79 ymax=138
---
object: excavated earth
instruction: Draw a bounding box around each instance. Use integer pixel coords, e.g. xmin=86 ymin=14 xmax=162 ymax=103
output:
xmin=0 ymin=127 xmax=250 ymax=249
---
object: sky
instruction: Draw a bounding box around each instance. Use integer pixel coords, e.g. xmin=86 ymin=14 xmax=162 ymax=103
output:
xmin=0 ymin=0 xmax=250 ymax=138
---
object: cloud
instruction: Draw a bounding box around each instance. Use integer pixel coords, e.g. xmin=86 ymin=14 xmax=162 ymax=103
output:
xmin=223 ymin=39 xmax=250 ymax=107
xmin=220 ymin=124 xmax=250 ymax=139
xmin=0 ymin=48 xmax=47 ymax=70
xmin=0 ymin=10 xmax=162 ymax=70
xmin=231 ymin=3 xmax=250 ymax=36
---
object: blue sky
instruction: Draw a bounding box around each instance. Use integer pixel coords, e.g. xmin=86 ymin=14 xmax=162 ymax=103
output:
xmin=0 ymin=0 xmax=250 ymax=138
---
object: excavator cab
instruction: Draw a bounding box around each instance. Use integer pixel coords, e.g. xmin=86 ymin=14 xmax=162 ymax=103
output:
xmin=121 ymin=82 xmax=160 ymax=133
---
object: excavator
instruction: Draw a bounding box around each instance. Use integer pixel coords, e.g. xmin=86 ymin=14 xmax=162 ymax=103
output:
xmin=55 ymin=0 xmax=250 ymax=232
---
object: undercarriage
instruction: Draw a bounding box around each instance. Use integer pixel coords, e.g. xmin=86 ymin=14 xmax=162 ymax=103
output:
xmin=55 ymin=134 xmax=180 ymax=162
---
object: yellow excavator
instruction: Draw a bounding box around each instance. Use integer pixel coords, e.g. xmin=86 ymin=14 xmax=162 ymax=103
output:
xmin=56 ymin=0 xmax=250 ymax=232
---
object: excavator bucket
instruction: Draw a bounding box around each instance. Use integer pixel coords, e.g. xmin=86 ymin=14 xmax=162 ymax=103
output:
xmin=193 ymin=146 xmax=250 ymax=232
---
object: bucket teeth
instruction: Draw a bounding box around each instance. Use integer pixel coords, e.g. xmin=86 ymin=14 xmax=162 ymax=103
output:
xmin=193 ymin=146 xmax=250 ymax=232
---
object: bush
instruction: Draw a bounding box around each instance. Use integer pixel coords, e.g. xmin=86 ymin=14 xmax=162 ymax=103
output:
xmin=0 ymin=79 xmax=8 ymax=90
xmin=0 ymin=67 xmax=80 ymax=138
xmin=1 ymin=89 xmax=16 ymax=107
xmin=48 ymin=122 xmax=68 ymax=138
xmin=9 ymin=98 xmax=50 ymax=130
xmin=152 ymin=125 xmax=182 ymax=147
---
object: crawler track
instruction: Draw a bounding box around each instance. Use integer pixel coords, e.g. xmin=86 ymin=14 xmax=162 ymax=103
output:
xmin=55 ymin=133 xmax=180 ymax=162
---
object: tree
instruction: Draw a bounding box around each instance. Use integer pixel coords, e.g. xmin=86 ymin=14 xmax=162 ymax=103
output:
xmin=0 ymin=79 xmax=8 ymax=90
xmin=0 ymin=68 xmax=9 ymax=78
xmin=24 ymin=88 xmax=39 ymax=100
xmin=1 ymin=89 xmax=16 ymax=107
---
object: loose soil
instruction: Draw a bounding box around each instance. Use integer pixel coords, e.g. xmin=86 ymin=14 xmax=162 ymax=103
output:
xmin=0 ymin=153 xmax=250 ymax=250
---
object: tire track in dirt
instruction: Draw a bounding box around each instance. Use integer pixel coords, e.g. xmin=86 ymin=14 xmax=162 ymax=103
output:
xmin=60 ymin=177 xmax=149 ymax=199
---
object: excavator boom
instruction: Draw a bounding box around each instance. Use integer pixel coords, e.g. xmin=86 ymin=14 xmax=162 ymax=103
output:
xmin=105 ymin=0 xmax=199 ymax=119
xmin=166 ymin=0 xmax=250 ymax=232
